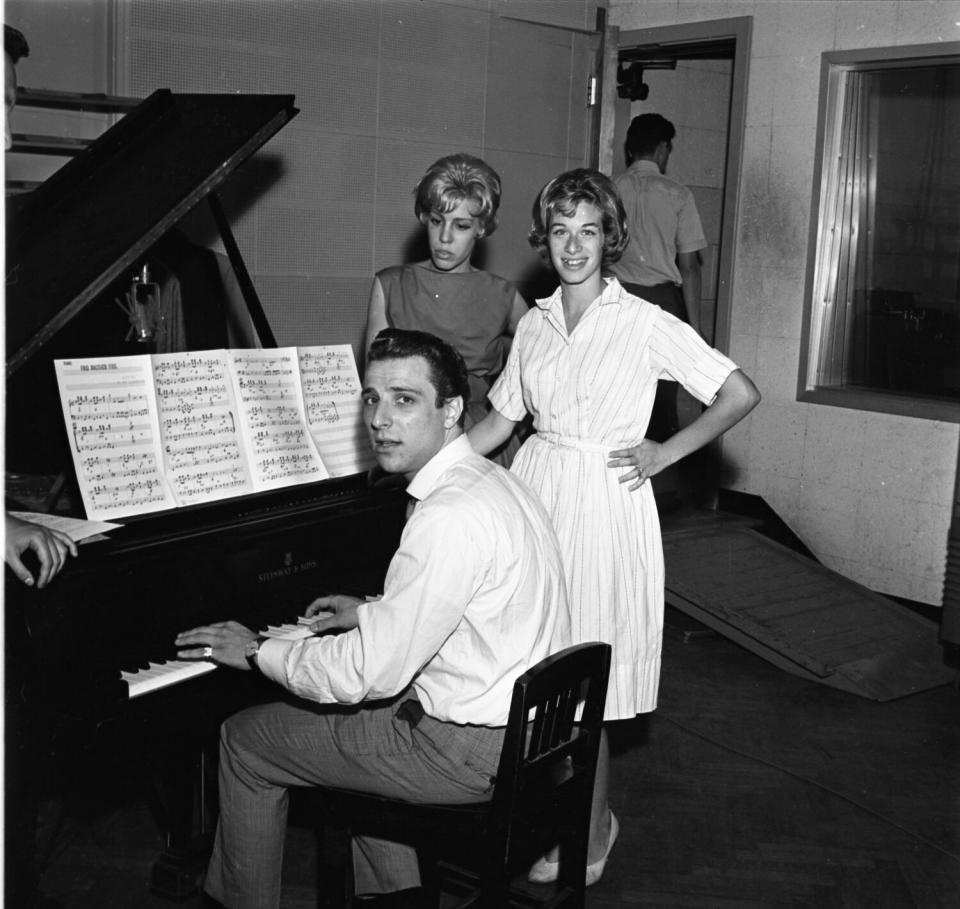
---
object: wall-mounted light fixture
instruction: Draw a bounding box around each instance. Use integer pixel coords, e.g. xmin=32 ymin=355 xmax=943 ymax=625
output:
xmin=616 ymin=58 xmax=677 ymax=101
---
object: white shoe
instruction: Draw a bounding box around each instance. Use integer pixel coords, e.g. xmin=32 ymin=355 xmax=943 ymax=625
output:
xmin=585 ymin=811 xmax=618 ymax=886
xmin=527 ymin=811 xmax=619 ymax=886
xmin=527 ymin=853 xmax=559 ymax=884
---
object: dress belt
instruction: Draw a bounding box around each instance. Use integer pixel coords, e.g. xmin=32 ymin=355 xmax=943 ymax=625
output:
xmin=535 ymin=431 xmax=616 ymax=454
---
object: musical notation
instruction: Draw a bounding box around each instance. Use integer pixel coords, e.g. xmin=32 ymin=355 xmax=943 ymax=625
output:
xmin=55 ymin=356 xmax=177 ymax=519
xmin=56 ymin=346 xmax=370 ymax=521
xmin=228 ymin=348 xmax=328 ymax=489
xmin=299 ymin=345 xmax=375 ymax=477
xmin=149 ymin=351 xmax=253 ymax=505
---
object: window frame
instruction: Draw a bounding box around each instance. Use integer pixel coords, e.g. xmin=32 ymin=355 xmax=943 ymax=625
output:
xmin=798 ymin=42 xmax=960 ymax=423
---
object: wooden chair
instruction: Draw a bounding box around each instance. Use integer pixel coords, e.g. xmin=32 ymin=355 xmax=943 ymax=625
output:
xmin=317 ymin=642 xmax=611 ymax=909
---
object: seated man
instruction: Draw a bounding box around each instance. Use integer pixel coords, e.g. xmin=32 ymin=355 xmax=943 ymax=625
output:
xmin=176 ymin=329 xmax=572 ymax=908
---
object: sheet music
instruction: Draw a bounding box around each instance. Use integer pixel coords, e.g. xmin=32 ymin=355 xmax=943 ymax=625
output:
xmin=54 ymin=346 xmax=367 ymax=520
xmin=54 ymin=357 xmax=177 ymax=520
xmin=226 ymin=348 xmax=329 ymax=490
xmin=152 ymin=350 xmax=255 ymax=506
xmin=298 ymin=345 xmax=375 ymax=477
xmin=7 ymin=511 xmax=122 ymax=543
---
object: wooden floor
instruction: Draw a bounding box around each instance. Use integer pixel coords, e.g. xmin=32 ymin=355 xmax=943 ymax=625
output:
xmin=31 ymin=605 xmax=960 ymax=908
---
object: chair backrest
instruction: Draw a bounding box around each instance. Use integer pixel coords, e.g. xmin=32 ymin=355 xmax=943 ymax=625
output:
xmin=485 ymin=642 xmax=611 ymax=893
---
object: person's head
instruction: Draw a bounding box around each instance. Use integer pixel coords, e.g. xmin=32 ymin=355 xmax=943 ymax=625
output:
xmin=413 ymin=154 xmax=502 ymax=273
xmin=624 ymin=113 xmax=675 ymax=172
xmin=528 ymin=168 xmax=628 ymax=283
xmin=362 ymin=329 xmax=469 ymax=481
xmin=5 ymin=25 xmax=29 ymax=152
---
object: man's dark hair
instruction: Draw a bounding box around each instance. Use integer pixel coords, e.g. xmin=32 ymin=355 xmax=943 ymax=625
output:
xmin=367 ymin=329 xmax=470 ymax=421
xmin=5 ymin=25 xmax=29 ymax=63
xmin=624 ymin=113 xmax=675 ymax=164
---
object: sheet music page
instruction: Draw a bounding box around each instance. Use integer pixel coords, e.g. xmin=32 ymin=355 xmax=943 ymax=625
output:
xmin=298 ymin=345 xmax=375 ymax=477
xmin=152 ymin=350 xmax=255 ymax=506
xmin=6 ymin=511 xmax=122 ymax=543
xmin=54 ymin=356 xmax=177 ymax=520
xmin=226 ymin=348 xmax=329 ymax=490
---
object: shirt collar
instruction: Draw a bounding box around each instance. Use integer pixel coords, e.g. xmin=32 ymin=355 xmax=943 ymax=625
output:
xmin=628 ymin=159 xmax=662 ymax=176
xmin=406 ymin=432 xmax=473 ymax=502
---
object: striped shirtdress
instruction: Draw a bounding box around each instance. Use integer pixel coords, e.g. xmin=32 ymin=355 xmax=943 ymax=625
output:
xmin=488 ymin=277 xmax=737 ymax=718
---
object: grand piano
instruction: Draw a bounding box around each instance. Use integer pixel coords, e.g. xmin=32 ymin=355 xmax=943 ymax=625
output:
xmin=5 ymin=90 xmax=406 ymax=899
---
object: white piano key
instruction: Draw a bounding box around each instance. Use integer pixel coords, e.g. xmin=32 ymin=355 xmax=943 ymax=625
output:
xmin=125 ymin=660 xmax=216 ymax=699
xmin=122 ymin=622 xmax=318 ymax=699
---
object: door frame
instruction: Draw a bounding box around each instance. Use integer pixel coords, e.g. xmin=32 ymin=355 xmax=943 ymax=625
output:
xmin=598 ymin=16 xmax=752 ymax=354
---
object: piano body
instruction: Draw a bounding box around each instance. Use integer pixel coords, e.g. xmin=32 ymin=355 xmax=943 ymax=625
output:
xmin=5 ymin=91 xmax=406 ymax=898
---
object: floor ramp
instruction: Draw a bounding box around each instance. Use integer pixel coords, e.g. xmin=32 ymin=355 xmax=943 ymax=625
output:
xmin=662 ymin=525 xmax=954 ymax=701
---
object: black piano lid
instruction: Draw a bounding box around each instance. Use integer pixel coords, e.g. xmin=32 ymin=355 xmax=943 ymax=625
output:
xmin=5 ymin=90 xmax=299 ymax=376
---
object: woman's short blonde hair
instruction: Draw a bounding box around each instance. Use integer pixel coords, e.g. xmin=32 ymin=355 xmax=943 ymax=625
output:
xmin=528 ymin=168 xmax=628 ymax=267
xmin=413 ymin=154 xmax=502 ymax=237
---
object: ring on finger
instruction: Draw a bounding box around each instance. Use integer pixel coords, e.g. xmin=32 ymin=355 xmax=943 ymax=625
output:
xmin=202 ymin=646 xmax=214 ymax=658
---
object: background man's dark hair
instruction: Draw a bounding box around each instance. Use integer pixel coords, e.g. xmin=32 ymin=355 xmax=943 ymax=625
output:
xmin=624 ymin=113 xmax=675 ymax=164
xmin=367 ymin=328 xmax=470 ymax=421
xmin=5 ymin=25 xmax=30 ymax=63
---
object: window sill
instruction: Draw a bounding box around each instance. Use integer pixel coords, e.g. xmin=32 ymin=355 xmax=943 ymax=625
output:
xmin=798 ymin=386 xmax=960 ymax=424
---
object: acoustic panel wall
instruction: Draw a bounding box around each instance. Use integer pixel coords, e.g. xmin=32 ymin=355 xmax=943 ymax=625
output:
xmin=256 ymin=275 xmax=372 ymax=356
xmin=486 ymin=17 xmax=580 ymax=156
xmin=378 ymin=1 xmax=489 ymax=144
xmin=119 ymin=0 xmax=598 ymax=349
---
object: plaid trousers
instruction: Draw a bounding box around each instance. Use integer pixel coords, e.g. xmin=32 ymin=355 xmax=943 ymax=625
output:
xmin=204 ymin=694 xmax=504 ymax=909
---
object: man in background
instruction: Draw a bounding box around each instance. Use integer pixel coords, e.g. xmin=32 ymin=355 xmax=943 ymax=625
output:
xmin=5 ymin=24 xmax=77 ymax=909
xmin=5 ymin=21 xmax=28 ymax=149
xmin=613 ymin=113 xmax=708 ymax=493
xmin=613 ymin=112 xmax=706 ymax=334
xmin=4 ymin=22 xmax=77 ymax=585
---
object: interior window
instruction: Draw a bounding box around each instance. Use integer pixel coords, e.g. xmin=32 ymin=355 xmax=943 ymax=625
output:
xmin=800 ymin=47 xmax=960 ymax=421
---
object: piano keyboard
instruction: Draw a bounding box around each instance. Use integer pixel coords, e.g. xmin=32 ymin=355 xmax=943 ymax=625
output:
xmin=122 ymin=621 xmax=316 ymax=699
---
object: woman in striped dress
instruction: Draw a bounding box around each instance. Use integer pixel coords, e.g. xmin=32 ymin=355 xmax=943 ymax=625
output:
xmin=468 ymin=169 xmax=760 ymax=884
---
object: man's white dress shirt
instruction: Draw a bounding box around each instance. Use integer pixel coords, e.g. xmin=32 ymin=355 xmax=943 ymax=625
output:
xmin=257 ymin=434 xmax=571 ymax=727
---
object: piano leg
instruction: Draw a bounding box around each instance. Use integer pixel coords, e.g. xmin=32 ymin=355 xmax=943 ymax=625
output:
xmin=5 ymin=587 xmax=56 ymax=909
xmin=5 ymin=693 xmax=45 ymax=906
xmin=146 ymin=740 xmax=218 ymax=899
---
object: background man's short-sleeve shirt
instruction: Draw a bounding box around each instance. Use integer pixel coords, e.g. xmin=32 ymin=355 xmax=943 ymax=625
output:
xmin=612 ymin=160 xmax=706 ymax=287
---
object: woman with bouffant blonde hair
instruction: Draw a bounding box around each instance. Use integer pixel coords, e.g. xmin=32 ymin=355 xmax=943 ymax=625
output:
xmin=365 ymin=153 xmax=527 ymax=462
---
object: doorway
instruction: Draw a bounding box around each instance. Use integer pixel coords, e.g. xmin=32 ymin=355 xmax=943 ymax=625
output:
xmin=598 ymin=17 xmax=752 ymax=509
xmin=601 ymin=17 xmax=752 ymax=353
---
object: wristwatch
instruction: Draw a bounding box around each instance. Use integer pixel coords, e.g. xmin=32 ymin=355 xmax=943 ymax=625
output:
xmin=244 ymin=635 xmax=268 ymax=671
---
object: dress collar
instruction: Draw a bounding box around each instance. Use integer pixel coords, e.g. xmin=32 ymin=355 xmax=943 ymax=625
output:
xmin=534 ymin=276 xmax=627 ymax=314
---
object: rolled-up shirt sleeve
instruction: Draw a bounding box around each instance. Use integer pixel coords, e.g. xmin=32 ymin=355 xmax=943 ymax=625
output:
xmin=649 ymin=308 xmax=737 ymax=405
xmin=257 ymin=503 xmax=483 ymax=705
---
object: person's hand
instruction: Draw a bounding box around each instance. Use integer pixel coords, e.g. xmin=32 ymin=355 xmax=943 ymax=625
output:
xmin=607 ymin=441 xmax=671 ymax=492
xmin=174 ymin=620 xmax=258 ymax=670
xmin=5 ymin=514 xmax=78 ymax=588
xmin=303 ymin=594 xmax=365 ymax=633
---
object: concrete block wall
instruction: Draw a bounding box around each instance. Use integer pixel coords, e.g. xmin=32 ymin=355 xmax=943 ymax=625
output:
xmin=610 ymin=0 xmax=960 ymax=605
